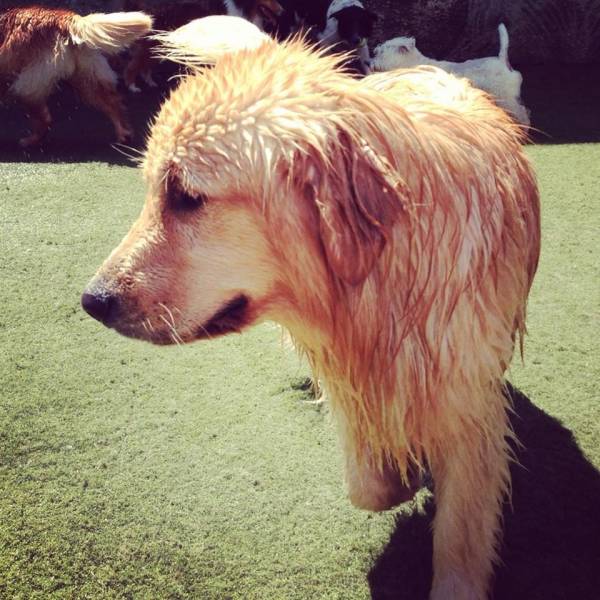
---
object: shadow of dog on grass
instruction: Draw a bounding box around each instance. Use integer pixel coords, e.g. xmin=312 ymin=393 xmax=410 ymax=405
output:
xmin=368 ymin=383 xmax=600 ymax=600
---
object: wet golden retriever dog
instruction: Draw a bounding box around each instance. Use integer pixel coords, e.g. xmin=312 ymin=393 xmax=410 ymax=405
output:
xmin=0 ymin=7 xmax=151 ymax=146
xmin=82 ymin=16 xmax=541 ymax=600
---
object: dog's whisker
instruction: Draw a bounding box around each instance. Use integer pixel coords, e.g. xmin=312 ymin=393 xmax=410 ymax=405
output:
xmin=158 ymin=313 xmax=184 ymax=346
xmin=172 ymin=325 xmax=185 ymax=345
xmin=112 ymin=143 xmax=145 ymax=165
xmin=168 ymin=330 xmax=181 ymax=346
xmin=159 ymin=302 xmax=178 ymax=329
xmin=169 ymin=307 xmax=186 ymax=343
xmin=158 ymin=313 xmax=176 ymax=333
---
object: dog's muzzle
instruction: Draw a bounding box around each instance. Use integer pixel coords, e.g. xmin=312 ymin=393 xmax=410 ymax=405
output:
xmin=81 ymin=280 xmax=152 ymax=341
xmin=81 ymin=285 xmax=120 ymax=325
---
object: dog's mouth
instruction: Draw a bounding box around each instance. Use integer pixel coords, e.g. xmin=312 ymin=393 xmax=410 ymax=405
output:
xmin=195 ymin=294 xmax=250 ymax=339
xmin=82 ymin=289 xmax=251 ymax=345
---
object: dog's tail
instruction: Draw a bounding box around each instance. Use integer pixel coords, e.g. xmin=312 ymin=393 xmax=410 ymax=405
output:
xmin=497 ymin=23 xmax=510 ymax=67
xmin=153 ymin=15 xmax=270 ymax=68
xmin=69 ymin=12 xmax=153 ymax=55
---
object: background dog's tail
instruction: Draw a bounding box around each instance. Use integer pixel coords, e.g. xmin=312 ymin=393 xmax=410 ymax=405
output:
xmin=497 ymin=23 xmax=510 ymax=67
xmin=153 ymin=15 xmax=270 ymax=68
xmin=69 ymin=12 xmax=152 ymax=55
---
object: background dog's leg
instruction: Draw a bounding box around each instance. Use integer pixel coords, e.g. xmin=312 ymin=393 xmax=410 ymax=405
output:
xmin=10 ymin=62 xmax=57 ymax=147
xmin=428 ymin=415 xmax=511 ymax=600
xmin=124 ymin=39 xmax=154 ymax=93
xmin=72 ymin=53 xmax=133 ymax=143
xmin=18 ymin=100 xmax=52 ymax=148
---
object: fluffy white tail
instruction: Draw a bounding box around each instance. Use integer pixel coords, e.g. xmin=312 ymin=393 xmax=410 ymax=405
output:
xmin=153 ymin=16 xmax=270 ymax=67
xmin=70 ymin=12 xmax=152 ymax=55
xmin=497 ymin=23 xmax=510 ymax=66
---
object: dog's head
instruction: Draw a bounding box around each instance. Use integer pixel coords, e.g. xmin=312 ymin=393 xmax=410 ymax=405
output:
xmin=370 ymin=37 xmax=419 ymax=72
xmin=330 ymin=5 xmax=377 ymax=49
xmin=82 ymin=18 xmax=408 ymax=346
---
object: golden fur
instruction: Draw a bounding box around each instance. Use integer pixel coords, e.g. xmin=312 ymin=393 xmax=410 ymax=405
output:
xmin=84 ymin=19 xmax=540 ymax=600
xmin=0 ymin=7 xmax=151 ymax=146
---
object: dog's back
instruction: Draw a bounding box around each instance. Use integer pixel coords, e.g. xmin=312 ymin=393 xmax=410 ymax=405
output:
xmin=0 ymin=7 xmax=151 ymax=77
xmin=364 ymin=65 xmax=515 ymax=133
xmin=0 ymin=8 xmax=74 ymax=74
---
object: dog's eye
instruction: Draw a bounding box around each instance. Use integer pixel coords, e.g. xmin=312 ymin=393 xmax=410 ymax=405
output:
xmin=166 ymin=175 xmax=207 ymax=212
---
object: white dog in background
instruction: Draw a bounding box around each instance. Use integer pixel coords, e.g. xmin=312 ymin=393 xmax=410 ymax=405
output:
xmin=370 ymin=24 xmax=530 ymax=126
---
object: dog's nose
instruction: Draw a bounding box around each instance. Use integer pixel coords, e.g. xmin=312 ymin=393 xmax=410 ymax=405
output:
xmin=81 ymin=290 xmax=118 ymax=323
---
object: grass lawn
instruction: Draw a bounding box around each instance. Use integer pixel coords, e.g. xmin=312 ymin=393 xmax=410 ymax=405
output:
xmin=1 ymin=65 xmax=599 ymax=599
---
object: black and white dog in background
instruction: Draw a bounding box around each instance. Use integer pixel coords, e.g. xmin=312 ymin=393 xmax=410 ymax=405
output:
xmin=316 ymin=0 xmax=376 ymax=73
xmin=277 ymin=0 xmax=377 ymax=74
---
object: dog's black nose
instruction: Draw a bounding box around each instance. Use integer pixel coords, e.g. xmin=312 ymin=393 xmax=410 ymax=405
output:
xmin=81 ymin=291 xmax=117 ymax=323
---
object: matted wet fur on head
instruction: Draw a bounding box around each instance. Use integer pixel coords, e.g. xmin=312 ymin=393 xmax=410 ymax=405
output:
xmin=83 ymin=17 xmax=540 ymax=600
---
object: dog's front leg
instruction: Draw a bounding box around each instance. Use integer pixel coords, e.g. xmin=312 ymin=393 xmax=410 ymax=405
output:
xmin=344 ymin=446 xmax=420 ymax=511
xmin=428 ymin=418 xmax=511 ymax=600
xmin=336 ymin=410 xmax=420 ymax=511
xmin=19 ymin=101 xmax=52 ymax=147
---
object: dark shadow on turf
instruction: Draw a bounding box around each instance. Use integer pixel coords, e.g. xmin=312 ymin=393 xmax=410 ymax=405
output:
xmin=368 ymin=384 xmax=600 ymax=600
xmin=523 ymin=64 xmax=600 ymax=145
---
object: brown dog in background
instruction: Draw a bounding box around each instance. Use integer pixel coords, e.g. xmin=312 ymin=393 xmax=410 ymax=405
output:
xmin=0 ymin=6 xmax=151 ymax=146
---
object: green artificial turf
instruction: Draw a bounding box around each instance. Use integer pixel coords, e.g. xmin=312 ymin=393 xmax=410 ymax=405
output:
xmin=1 ymin=65 xmax=599 ymax=599
xmin=509 ymin=144 xmax=600 ymax=455
xmin=1 ymin=162 xmax=404 ymax=599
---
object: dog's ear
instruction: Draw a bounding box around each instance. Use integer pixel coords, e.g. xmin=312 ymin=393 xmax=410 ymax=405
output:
xmin=301 ymin=133 xmax=408 ymax=285
xmin=397 ymin=38 xmax=415 ymax=53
